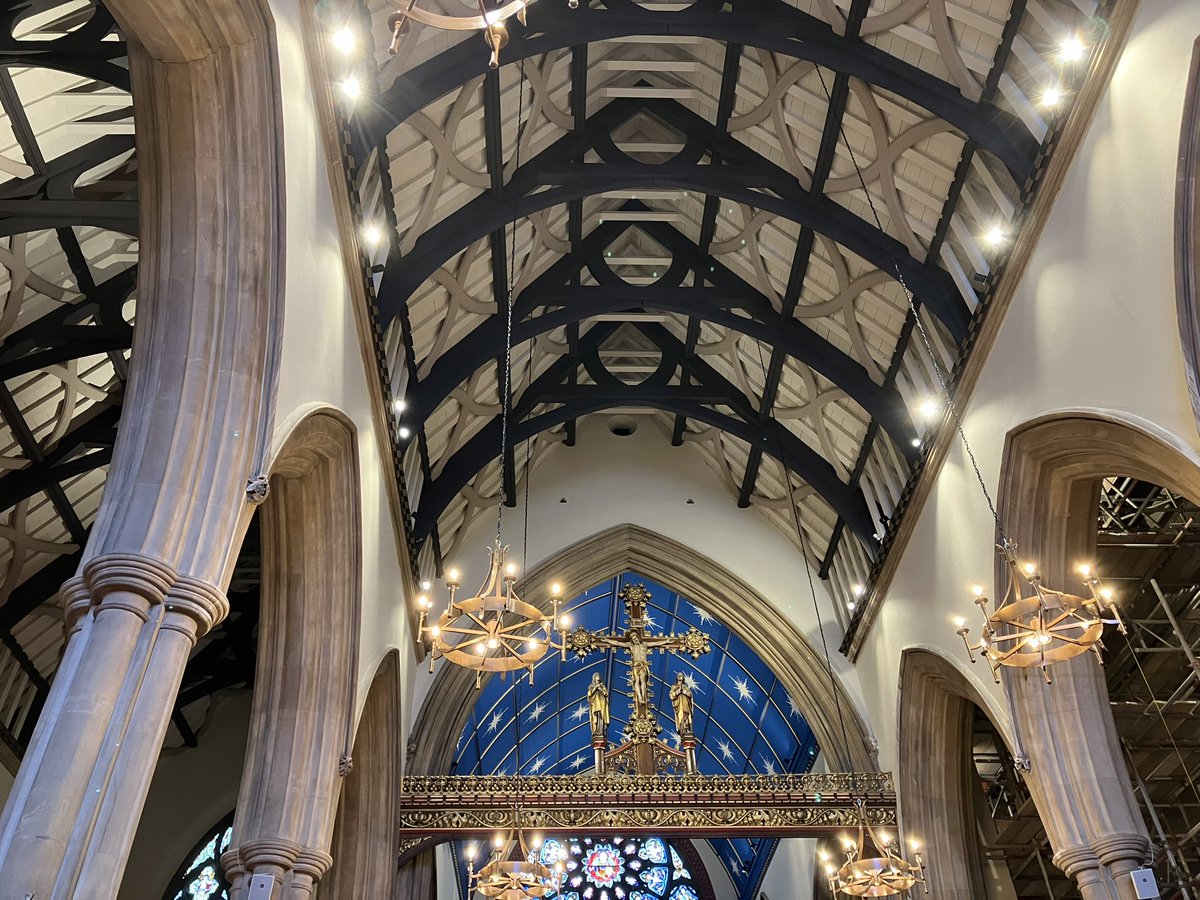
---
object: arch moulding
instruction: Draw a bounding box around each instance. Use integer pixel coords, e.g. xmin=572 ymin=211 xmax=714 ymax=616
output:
xmin=896 ymin=646 xmax=1015 ymax=899
xmin=992 ymin=412 xmax=1197 ymax=895
xmin=223 ymin=408 xmax=364 ymax=897
xmin=408 ymin=523 xmax=875 ymax=775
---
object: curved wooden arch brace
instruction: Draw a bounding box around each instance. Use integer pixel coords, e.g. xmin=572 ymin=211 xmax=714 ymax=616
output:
xmin=1177 ymin=38 xmax=1200 ymax=433
xmin=0 ymin=1 xmax=284 ymax=893
xmin=995 ymin=414 xmax=1192 ymax=898
xmin=323 ymin=651 xmax=402 ymax=899
xmin=409 ymin=523 xmax=876 ymax=775
xmin=362 ymin=2 xmax=1036 ymax=179
xmin=896 ymin=648 xmax=1020 ymax=899
xmin=222 ymin=410 xmax=363 ymax=898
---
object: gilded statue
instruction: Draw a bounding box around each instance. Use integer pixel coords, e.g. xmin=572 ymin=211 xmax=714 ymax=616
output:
xmin=669 ymin=672 xmax=694 ymax=737
xmin=587 ymin=673 xmax=610 ymax=739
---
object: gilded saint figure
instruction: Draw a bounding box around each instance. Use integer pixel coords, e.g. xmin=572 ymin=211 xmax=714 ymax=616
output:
xmin=587 ymin=673 xmax=610 ymax=739
xmin=669 ymin=672 xmax=694 ymax=737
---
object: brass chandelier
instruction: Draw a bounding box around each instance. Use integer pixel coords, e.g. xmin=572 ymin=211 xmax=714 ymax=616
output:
xmin=416 ymin=546 xmax=569 ymax=685
xmin=956 ymin=550 xmax=1125 ymax=683
xmin=387 ymin=0 xmax=578 ymax=69
xmin=466 ymin=823 xmax=566 ymax=899
xmin=820 ymin=801 xmax=927 ymax=897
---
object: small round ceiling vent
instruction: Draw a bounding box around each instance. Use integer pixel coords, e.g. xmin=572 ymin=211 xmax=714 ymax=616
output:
xmin=608 ymin=416 xmax=638 ymax=437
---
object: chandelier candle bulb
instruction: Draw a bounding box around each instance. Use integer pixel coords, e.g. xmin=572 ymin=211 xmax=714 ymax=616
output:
xmin=954 ymin=543 xmax=1125 ymax=683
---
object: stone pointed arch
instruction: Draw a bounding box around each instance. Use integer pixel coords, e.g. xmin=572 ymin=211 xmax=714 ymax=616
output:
xmin=222 ymin=409 xmax=363 ymax=896
xmin=1177 ymin=37 xmax=1200 ymax=431
xmin=409 ymin=523 xmax=874 ymax=774
xmin=993 ymin=413 xmax=1196 ymax=894
xmin=323 ymin=650 xmax=402 ymax=899
xmin=896 ymin=647 xmax=1017 ymax=899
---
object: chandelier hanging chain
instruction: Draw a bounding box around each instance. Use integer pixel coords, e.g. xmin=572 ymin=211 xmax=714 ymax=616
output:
xmin=749 ymin=335 xmax=854 ymax=764
xmin=497 ymin=59 xmax=528 ymax=550
xmin=808 ymin=67 xmax=1009 ymax=548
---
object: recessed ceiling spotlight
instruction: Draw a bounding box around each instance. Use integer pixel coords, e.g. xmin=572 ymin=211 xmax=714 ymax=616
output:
xmin=852 ymin=584 xmax=865 ymax=598
xmin=363 ymin=224 xmax=383 ymax=247
xmin=1041 ymin=84 xmax=1064 ymax=108
xmin=394 ymin=398 xmax=406 ymax=414
xmin=332 ymin=26 xmax=356 ymax=55
xmin=399 ymin=426 xmax=411 ymax=439
xmin=340 ymin=76 xmax=362 ymax=100
xmin=983 ymin=225 xmax=1006 ymax=248
xmin=1059 ymin=34 xmax=1085 ymax=63
xmin=919 ymin=398 xmax=939 ymax=419
xmin=911 ymin=437 xmax=921 ymax=448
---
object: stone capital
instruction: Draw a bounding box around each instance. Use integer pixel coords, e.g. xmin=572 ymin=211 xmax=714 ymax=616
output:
xmin=232 ymin=837 xmax=303 ymax=873
xmin=163 ymin=575 xmax=230 ymax=639
xmin=60 ymin=576 xmax=92 ymax=632
xmin=1054 ymin=843 xmax=1104 ymax=879
xmin=1092 ymin=832 xmax=1151 ymax=866
xmin=83 ymin=553 xmax=177 ymax=612
xmin=293 ymin=848 xmax=335 ymax=882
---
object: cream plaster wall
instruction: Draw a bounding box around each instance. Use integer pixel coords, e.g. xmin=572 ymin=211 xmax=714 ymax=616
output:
xmin=411 ymin=416 xmax=869 ymax=732
xmin=265 ymin=0 xmax=418 ymax=741
xmin=853 ymin=0 xmax=1200 ymax=773
xmin=758 ymin=839 xmax=817 ymax=900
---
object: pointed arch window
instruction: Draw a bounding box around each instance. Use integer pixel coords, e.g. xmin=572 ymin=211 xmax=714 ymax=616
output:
xmin=163 ymin=812 xmax=234 ymax=900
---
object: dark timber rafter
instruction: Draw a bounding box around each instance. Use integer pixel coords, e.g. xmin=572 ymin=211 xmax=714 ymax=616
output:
xmin=411 ymin=320 xmax=877 ymax=549
xmin=405 ymin=212 xmax=920 ymax=458
xmin=738 ymin=0 xmax=871 ymax=509
xmin=375 ymin=97 xmax=972 ymax=344
xmin=357 ymin=0 xmax=1037 ymax=180
xmin=564 ymin=42 xmax=588 ymax=448
xmin=672 ymin=40 xmax=742 ymax=447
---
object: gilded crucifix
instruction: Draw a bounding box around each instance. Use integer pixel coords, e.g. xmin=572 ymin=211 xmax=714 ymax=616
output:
xmin=566 ymin=583 xmax=711 ymax=774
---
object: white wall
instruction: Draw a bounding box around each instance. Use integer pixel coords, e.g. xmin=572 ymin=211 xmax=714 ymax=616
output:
xmin=758 ymin=839 xmax=817 ymax=900
xmin=854 ymin=0 xmax=1200 ymax=771
xmin=266 ymin=0 xmax=419 ymax=743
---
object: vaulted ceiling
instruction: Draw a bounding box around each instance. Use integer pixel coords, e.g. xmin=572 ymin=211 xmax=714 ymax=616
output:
xmin=344 ymin=0 xmax=1106 ymax=619
xmin=0 ymin=0 xmax=135 ymax=761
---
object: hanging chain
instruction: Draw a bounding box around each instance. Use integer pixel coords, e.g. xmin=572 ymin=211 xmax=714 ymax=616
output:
xmin=496 ymin=58 xmax=529 ymax=550
xmin=749 ymin=334 xmax=855 ymax=765
xmin=808 ymin=67 xmax=1009 ymax=547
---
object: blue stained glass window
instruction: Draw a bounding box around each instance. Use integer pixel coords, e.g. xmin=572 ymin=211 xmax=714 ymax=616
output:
xmin=164 ymin=812 xmax=234 ymax=900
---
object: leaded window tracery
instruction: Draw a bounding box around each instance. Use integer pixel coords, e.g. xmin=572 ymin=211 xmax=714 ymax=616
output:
xmin=535 ymin=836 xmax=703 ymax=900
xmin=164 ymin=813 xmax=234 ymax=900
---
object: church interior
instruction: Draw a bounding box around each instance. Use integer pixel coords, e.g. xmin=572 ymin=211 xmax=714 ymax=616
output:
xmin=0 ymin=0 xmax=1196 ymax=896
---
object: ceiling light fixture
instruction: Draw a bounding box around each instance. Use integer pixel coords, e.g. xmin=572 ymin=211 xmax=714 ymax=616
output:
xmin=1041 ymin=84 xmax=1064 ymax=108
xmin=385 ymin=0 xmax=577 ymax=68
xmin=821 ymin=801 xmax=927 ymax=896
xmin=983 ymin=225 xmax=1006 ymax=248
xmin=466 ymin=815 xmax=565 ymax=899
xmin=340 ymin=76 xmax=362 ymax=100
xmin=331 ymin=25 xmax=357 ymax=55
xmin=1059 ymin=34 xmax=1085 ymax=63
xmin=411 ymin=51 xmax=566 ymax=687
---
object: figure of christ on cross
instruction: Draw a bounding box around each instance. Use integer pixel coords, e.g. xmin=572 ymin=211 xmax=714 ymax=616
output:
xmin=566 ymin=583 xmax=711 ymax=753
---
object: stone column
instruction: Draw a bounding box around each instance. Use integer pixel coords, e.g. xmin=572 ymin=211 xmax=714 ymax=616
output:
xmin=0 ymin=0 xmax=283 ymax=894
xmin=222 ymin=414 xmax=361 ymax=900
xmin=1009 ymin=658 xmax=1150 ymax=900
xmin=996 ymin=419 xmax=1162 ymax=900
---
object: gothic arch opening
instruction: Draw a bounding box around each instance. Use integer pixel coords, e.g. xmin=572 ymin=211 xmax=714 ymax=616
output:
xmin=221 ymin=409 xmax=364 ymax=897
xmin=323 ymin=650 xmax=403 ymax=898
